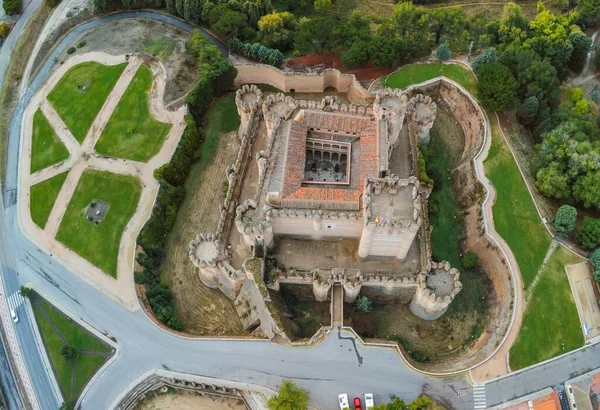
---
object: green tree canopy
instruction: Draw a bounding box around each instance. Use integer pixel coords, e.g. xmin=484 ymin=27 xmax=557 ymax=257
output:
xmin=554 ymin=204 xmax=577 ymax=235
xmin=568 ymin=30 xmax=592 ymax=73
xmin=356 ymin=296 xmax=373 ymax=312
xmin=267 ymin=380 xmax=309 ymax=410
xmin=471 ymin=48 xmax=497 ymax=74
xmin=576 ymin=217 xmax=600 ymax=250
xmin=591 ymin=249 xmax=600 ymax=281
xmin=476 ymin=62 xmax=519 ymax=111
xmin=436 ymin=41 xmax=451 ymax=60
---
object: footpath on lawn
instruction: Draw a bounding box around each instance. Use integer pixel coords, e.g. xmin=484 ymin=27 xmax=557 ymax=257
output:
xmin=385 ymin=62 xmax=584 ymax=378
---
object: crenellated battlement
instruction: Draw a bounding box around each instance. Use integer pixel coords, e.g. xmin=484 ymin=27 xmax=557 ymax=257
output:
xmin=410 ymin=261 xmax=462 ymax=320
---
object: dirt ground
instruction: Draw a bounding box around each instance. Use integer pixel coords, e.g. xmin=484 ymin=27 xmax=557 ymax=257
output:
xmin=283 ymin=52 xmax=394 ymax=81
xmin=161 ymin=130 xmax=245 ymax=336
xmin=135 ymin=390 xmax=247 ymax=410
xmin=54 ymin=18 xmax=198 ymax=105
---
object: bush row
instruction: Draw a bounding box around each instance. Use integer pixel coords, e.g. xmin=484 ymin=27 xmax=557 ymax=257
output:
xmin=229 ymin=37 xmax=284 ymax=67
xmin=135 ymin=31 xmax=236 ymax=331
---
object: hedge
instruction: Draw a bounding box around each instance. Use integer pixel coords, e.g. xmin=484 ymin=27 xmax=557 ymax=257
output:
xmin=229 ymin=37 xmax=284 ymax=67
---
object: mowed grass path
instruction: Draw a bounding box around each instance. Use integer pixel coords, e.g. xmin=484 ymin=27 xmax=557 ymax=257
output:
xmin=47 ymin=62 xmax=127 ymax=143
xmin=31 ymin=109 xmax=69 ymax=173
xmin=30 ymin=172 xmax=68 ymax=229
xmin=32 ymin=294 xmax=110 ymax=400
xmin=95 ymin=65 xmax=172 ymax=162
xmin=485 ymin=119 xmax=551 ymax=287
xmin=56 ymin=170 xmax=142 ymax=277
xmin=385 ymin=62 xmax=478 ymax=96
xmin=509 ymin=246 xmax=584 ymax=370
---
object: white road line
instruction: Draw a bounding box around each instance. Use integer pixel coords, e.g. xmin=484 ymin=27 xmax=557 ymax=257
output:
xmin=7 ymin=292 xmax=24 ymax=311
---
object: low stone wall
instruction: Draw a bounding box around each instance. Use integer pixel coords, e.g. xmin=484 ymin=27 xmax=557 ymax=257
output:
xmin=234 ymin=64 xmax=374 ymax=104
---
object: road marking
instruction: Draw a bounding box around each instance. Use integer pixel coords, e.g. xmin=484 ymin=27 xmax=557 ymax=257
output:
xmin=7 ymin=292 xmax=25 ymax=311
xmin=473 ymin=385 xmax=486 ymax=409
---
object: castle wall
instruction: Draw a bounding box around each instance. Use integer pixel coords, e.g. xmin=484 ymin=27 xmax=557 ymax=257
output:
xmin=234 ymin=64 xmax=374 ymax=105
xmin=359 ymin=283 xmax=417 ymax=303
xmin=271 ymin=215 xmax=363 ymax=239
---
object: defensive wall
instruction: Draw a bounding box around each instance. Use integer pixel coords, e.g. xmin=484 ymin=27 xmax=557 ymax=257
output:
xmin=234 ymin=64 xmax=374 ymax=105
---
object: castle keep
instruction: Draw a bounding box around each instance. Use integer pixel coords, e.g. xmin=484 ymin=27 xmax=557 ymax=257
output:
xmin=189 ymin=82 xmax=462 ymax=337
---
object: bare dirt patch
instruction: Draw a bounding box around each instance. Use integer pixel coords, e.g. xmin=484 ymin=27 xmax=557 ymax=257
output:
xmin=52 ymin=19 xmax=198 ymax=105
xmin=161 ymin=130 xmax=245 ymax=335
xmin=134 ymin=390 xmax=247 ymax=410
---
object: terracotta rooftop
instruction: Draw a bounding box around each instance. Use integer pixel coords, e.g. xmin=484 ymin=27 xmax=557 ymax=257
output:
xmin=532 ymin=391 xmax=561 ymax=410
xmin=279 ymin=110 xmax=380 ymax=210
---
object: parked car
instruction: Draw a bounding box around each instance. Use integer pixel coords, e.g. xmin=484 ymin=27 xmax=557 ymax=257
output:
xmin=364 ymin=393 xmax=374 ymax=409
xmin=11 ymin=309 xmax=18 ymax=323
xmin=339 ymin=394 xmax=349 ymax=410
xmin=354 ymin=397 xmax=362 ymax=410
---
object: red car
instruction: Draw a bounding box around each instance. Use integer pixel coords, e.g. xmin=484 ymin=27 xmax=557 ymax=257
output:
xmin=353 ymin=397 xmax=362 ymax=410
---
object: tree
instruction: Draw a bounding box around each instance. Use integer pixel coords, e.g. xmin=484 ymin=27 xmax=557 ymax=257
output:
xmin=461 ymin=251 xmax=478 ymax=269
xmin=183 ymin=0 xmax=201 ymax=23
xmin=471 ymin=48 xmax=496 ymax=74
xmin=498 ymin=2 xmax=529 ymax=45
xmin=476 ymin=62 xmax=518 ymax=111
xmin=341 ymin=41 xmax=370 ymax=67
xmin=432 ymin=7 xmax=468 ymax=44
xmin=0 ymin=22 xmax=9 ymax=38
xmin=576 ymin=217 xmax=600 ymax=250
xmin=569 ymin=30 xmax=592 ymax=73
xmin=2 ymin=0 xmax=21 ymax=14
xmin=333 ymin=10 xmax=371 ymax=48
xmin=369 ymin=35 xmax=400 ymax=67
xmin=591 ymin=249 xmax=600 ymax=282
xmin=294 ymin=17 xmax=336 ymax=54
xmin=355 ymin=296 xmax=373 ymax=313
xmin=313 ymin=0 xmax=331 ymax=13
xmin=258 ymin=11 xmax=295 ymax=50
xmin=19 ymin=286 xmax=32 ymax=298
xmin=554 ymin=205 xmax=577 ymax=235
xmin=60 ymin=345 xmax=77 ymax=362
xmin=393 ymin=1 xmax=430 ymax=39
xmin=267 ymin=380 xmax=309 ymax=410
xmin=408 ymin=396 xmax=433 ymax=410
xmin=518 ymin=96 xmax=539 ymax=125
xmin=211 ymin=10 xmax=251 ymax=40
xmin=435 ymin=41 xmax=451 ymax=61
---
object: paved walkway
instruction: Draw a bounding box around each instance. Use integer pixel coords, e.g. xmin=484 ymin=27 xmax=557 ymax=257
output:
xmin=566 ymin=262 xmax=600 ymax=340
xmin=19 ymin=52 xmax=186 ymax=311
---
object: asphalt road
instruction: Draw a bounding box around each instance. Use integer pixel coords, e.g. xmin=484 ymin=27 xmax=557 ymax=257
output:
xmin=1 ymin=9 xmax=600 ymax=410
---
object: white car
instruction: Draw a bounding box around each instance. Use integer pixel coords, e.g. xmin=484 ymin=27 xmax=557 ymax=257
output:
xmin=364 ymin=393 xmax=374 ymax=409
xmin=11 ymin=309 xmax=18 ymax=323
xmin=338 ymin=393 xmax=349 ymax=410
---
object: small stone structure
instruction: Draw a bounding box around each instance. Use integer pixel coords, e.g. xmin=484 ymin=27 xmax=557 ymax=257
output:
xmin=189 ymin=82 xmax=461 ymax=340
xmin=86 ymin=200 xmax=108 ymax=224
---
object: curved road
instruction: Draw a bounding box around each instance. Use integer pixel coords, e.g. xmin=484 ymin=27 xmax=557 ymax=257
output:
xmin=1 ymin=9 xmax=600 ymax=410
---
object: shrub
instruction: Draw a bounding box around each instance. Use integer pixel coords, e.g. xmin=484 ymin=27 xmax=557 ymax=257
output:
xmin=518 ymin=96 xmax=539 ymax=125
xmin=355 ymin=296 xmax=373 ymax=313
xmin=77 ymin=40 xmax=87 ymax=48
xmin=67 ymin=47 xmax=76 ymax=54
xmin=2 ymin=0 xmax=21 ymax=15
xmin=352 ymin=313 xmax=377 ymax=337
xmin=591 ymin=249 xmax=600 ymax=282
xmin=418 ymin=152 xmax=433 ymax=185
xmin=46 ymin=0 xmax=61 ymax=7
xmin=60 ymin=345 xmax=77 ymax=362
xmin=19 ymin=286 xmax=32 ymax=298
xmin=555 ymin=205 xmax=577 ymax=235
xmin=461 ymin=251 xmax=478 ymax=269
xmin=0 ymin=22 xmax=10 ymax=38
xmin=576 ymin=217 xmax=600 ymax=250
xmin=267 ymin=380 xmax=309 ymax=410
xmin=436 ymin=41 xmax=451 ymax=61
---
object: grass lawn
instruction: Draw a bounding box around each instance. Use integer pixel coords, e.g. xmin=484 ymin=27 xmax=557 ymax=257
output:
xmin=385 ymin=62 xmax=478 ymax=96
xmin=30 ymin=109 xmax=70 ymax=173
xmin=94 ymin=65 xmax=172 ymax=162
xmin=485 ymin=117 xmax=551 ymax=288
xmin=509 ymin=246 xmax=585 ymax=370
xmin=30 ymin=172 xmax=69 ymax=229
xmin=47 ymin=62 xmax=127 ymax=143
xmin=32 ymin=295 xmax=110 ymax=401
xmin=144 ymin=37 xmax=176 ymax=61
xmin=56 ymin=169 xmax=142 ymax=277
